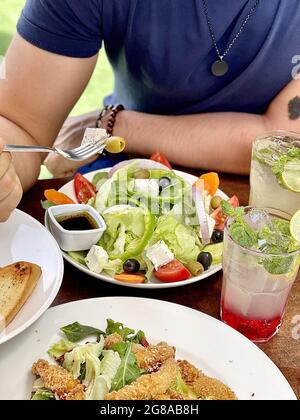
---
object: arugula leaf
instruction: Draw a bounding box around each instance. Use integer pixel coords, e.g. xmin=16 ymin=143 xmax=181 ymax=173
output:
xmin=78 ymin=363 xmax=86 ymax=383
xmin=48 ymin=339 xmax=76 ymax=360
xmin=129 ymin=330 xmax=147 ymax=345
xmin=31 ymin=389 xmax=55 ymax=400
xmin=61 ymin=322 xmax=105 ymax=342
xmin=110 ymin=342 xmax=144 ymax=391
xmin=106 ymin=319 xmax=135 ymax=340
xmin=41 ymin=200 xmax=56 ymax=210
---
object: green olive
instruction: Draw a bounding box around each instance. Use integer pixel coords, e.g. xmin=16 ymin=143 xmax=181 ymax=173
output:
xmin=186 ymin=261 xmax=205 ymax=276
xmin=211 ymin=195 xmax=222 ymax=210
xmin=133 ymin=169 xmax=151 ymax=179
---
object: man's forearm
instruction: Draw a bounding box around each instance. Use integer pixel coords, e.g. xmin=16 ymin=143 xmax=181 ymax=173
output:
xmin=0 ymin=116 xmax=42 ymax=191
xmin=115 ymin=110 xmax=268 ymax=174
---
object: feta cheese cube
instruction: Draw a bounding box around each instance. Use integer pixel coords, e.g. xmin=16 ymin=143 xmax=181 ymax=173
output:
xmin=146 ymin=241 xmax=174 ymax=270
xmin=134 ymin=179 xmax=159 ymax=197
xmin=85 ymin=245 xmax=109 ymax=274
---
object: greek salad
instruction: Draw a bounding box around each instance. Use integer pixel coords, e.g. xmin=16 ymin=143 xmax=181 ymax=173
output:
xmin=43 ymin=153 xmax=238 ymax=284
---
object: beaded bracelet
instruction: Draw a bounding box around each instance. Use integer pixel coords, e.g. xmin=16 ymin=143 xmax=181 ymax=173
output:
xmin=96 ymin=104 xmax=125 ymax=135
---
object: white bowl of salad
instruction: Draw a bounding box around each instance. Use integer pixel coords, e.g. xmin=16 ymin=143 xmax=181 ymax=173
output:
xmin=43 ymin=156 xmax=238 ymax=288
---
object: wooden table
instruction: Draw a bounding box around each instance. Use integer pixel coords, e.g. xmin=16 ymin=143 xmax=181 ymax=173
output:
xmin=19 ymin=170 xmax=300 ymax=399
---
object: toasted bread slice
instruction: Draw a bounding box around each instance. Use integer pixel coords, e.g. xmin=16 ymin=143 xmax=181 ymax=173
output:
xmin=0 ymin=262 xmax=42 ymax=329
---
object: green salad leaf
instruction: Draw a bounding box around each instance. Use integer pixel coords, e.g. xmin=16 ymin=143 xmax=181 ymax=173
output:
xmin=61 ymin=322 xmax=105 ymax=342
xmin=41 ymin=200 xmax=56 ymax=210
xmin=149 ymin=215 xmax=201 ymax=264
xmin=100 ymin=205 xmax=156 ymax=261
xmin=92 ymin=171 xmax=109 ymax=186
xmin=106 ymin=319 xmax=135 ymax=340
xmin=110 ymin=342 xmax=145 ymax=391
xmin=48 ymin=339 xmax=76 ymax=360
xmin=31 ymin=389 xmax=55 ymax=400
xmin=170 ymin=371 xmax=197 ymax=399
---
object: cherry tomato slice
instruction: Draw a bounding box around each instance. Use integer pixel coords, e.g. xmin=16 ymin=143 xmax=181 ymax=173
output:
xmin=150 ymin=152 xmax=172 ymax=170
xmin=211 ymin=195 xmax=240 ymax=230
xmin=154 ymin=259 xmax=191 ymax=283
xmin=74 ymin=173 xmax=96 ymax=204
xmin=44 ymin=189 xmax=75 ymax=205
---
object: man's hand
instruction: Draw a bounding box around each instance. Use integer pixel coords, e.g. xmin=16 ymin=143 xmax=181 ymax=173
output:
xmin=0 ymin=145 xmax=22 ymax=222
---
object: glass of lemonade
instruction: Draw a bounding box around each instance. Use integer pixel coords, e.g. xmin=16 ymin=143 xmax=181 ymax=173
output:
xmin=221 ymin=206 xmax=300 ymax=343
xmin=250 ymin=131 xmax=300 ymax=215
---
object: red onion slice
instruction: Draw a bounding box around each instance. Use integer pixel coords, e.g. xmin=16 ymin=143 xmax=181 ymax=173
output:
xmin=109 ymin=159 xmax=172 ymax=177
xmin=192 ymin=185 xmax=210 ymax=245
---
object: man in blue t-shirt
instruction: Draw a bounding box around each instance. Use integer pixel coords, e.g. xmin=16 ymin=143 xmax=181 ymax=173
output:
xmin=0 ymin=0 xmax=300 ymax=221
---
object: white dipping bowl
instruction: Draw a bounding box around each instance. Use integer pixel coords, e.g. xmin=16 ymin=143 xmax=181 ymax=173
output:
xmin=47 ymin=204 xmax=106 ymax=252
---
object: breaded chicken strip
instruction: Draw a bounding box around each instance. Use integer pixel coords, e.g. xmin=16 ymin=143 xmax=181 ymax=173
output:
xmin=32 ymin=359 xmax=85 ymax=400
xmin=178 ymin=360 xmax=237 ymax=401
xmin=105 ymin=359 xmax=177 ymax=400
xmin=154 ymin=390 xmax=185 ymax=400
xmin=104 ymin=333 xmax=123 ymax=349
xmin=133 ymin=342 xmax=175 ymax=372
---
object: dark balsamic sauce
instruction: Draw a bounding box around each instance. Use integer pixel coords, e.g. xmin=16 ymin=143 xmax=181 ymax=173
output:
xmin=56 ymin=212 xmax=98 ymax=231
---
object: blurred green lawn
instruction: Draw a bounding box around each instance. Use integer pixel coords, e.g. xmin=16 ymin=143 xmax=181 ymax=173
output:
xmin=0 ymin=0 xmax=114 ymax=178
xmin=0 ymin=0 xmax=114 ymax=116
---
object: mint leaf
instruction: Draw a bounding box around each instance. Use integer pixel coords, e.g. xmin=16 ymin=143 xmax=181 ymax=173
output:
xmin=61 ymin=322 xmax=104 ymax=342
xmin=221 ymin=200 xmax=245 ymax=220
xmin=271 ymin=146 xmax=300 ymax=185
xmin=262 ymin=256 xmax=294 ymax=275
xmin=231 ymin=222 xmax=257 ymax=248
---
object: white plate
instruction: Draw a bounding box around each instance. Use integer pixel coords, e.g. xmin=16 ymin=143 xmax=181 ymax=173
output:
xmin=46 ymin=169 xmax=228 ymax=289
xmin=0 ymin=297 xmax=296 ymax=400
xmin=0 ymin=209 xmax=64 ymax=345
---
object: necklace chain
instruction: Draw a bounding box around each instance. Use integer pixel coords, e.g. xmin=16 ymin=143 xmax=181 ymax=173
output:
xmin=202 ymin=0 xmax=260 ymax=61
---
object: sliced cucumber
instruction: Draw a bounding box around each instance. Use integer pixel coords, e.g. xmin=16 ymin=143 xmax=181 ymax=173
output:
xmin=203 ymin=243 xmax=223 ymax=265
xmin=67 ymin=251 xmax=88 ymax=266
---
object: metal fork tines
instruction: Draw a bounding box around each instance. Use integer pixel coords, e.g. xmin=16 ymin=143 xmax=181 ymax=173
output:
xmin=3 ymin=137 xmax=107 ymax=162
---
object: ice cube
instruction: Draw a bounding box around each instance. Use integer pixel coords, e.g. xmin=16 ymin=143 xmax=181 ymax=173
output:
xmin=244 ymin=209 xmax=271 ymax=231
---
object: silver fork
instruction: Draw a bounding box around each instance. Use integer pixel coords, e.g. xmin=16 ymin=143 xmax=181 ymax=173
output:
xmin=3 ymin=132 xmax=109 ymax=162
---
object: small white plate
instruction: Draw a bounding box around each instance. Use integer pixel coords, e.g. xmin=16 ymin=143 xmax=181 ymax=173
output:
xmin=0 ymin=297 xmax=296 ymax=400
xmin=0 ymin=209 xmax=64 ymax=345
xmin=46 ymin=169 xmax=228 ymax=289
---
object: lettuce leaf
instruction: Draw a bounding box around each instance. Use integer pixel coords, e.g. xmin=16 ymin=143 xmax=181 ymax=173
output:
xmin=170 ymin=371 xmax=197 ymax=399
xmin=149 ymin=215 xmax=201 ymax=264
xmin=31 ymin=389 xmax=55 ymax=400
xmin=100 ymin=205 xmax=156 ymax=261
xmin=48 ymin=339 xmax=76 ymax=360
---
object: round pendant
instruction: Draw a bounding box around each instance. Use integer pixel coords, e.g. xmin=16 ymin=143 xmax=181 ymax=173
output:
xmin=211 ymin=60 xmax=229 ymax=77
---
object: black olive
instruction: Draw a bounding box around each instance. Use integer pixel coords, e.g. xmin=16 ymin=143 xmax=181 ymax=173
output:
xmin=123 ymin=259 xmax=141 ymax=274
xmin=211 ymin=230 xmax=224 ymax=244
xmin=197 ymin=252 xmax=213 ymax=271
xmin=158 ymin=176 xmax=172 ymax=192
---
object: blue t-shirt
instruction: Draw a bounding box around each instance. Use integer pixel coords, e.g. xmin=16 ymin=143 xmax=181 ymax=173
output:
xmin=17 ymin=0 xmax=300 ymax=115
